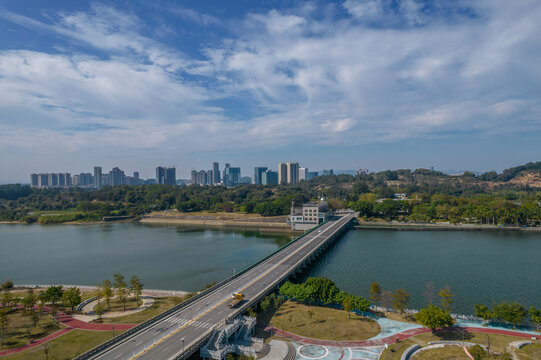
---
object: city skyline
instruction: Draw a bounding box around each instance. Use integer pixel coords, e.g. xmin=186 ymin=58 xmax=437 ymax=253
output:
xmin=1 ymin=0 xmax=540 ymax=183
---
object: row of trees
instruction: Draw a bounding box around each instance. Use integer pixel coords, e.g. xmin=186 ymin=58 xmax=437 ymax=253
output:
xmin=474 ymin=302 xmax=541 ymax=329
xmin=94 ymin=273 xmax=144 ymax=315
xmin=278 ymin=277 xmax=371 ymax=314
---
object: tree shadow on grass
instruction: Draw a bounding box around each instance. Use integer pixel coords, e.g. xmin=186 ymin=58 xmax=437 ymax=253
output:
xmin=434 ymin=327 xmax=474 ymax=341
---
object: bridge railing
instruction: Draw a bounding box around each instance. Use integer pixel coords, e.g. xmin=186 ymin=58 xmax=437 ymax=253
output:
xmin=74 ymin=220 xmax=329 ymax=360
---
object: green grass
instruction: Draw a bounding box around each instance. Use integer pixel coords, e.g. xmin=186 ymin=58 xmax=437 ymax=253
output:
xmin=95 ymin=296 xmax=183 ymax=324
xmin=266 ymin=300 xmax=380 ymax=341
xmin=2 ymin=330 xmax=120 ymax=360
xmin=517 ymin=343 xmax=541 ymax=360
xmin=412 ymin=345 xmax=469 ymax=359
xmin=0 ymin=309 xmax=64 ymax=350
xmin=100 ymin=298 xmax=140 ymax=313
xmin=379 ymin=332 xmax=526 ymax=360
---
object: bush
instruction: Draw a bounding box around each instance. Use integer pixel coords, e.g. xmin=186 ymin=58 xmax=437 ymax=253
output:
xmin=469 ymin=345 xmax=486 ymax=360
xmin=1 ymin=280 xmax=14 ymax=290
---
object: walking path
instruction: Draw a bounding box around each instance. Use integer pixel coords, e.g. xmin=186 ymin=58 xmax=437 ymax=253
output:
xmin=0 ymin=306 xmax=136 ymax=357
xmin=73 ymin=295 xmax=155 ymax=322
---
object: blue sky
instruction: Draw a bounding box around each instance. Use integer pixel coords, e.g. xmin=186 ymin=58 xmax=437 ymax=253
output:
xmin=0 ymin=0 xmax=540 ymax=182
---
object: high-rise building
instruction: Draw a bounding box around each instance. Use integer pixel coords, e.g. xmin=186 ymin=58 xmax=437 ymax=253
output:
xmin=72 ymin=175 xmax=80 ymax=186
xmin=207 ymin=170 xmax=213 ymax=185
xmin=156 ymin=167 xmax=166 ymax=185
xmin=223 ymin=163 xmax=240 ymax=186
xmin=79 ymin=173 xmax=93 ymax=186
xmin=58 ymin=173 xmax=71 ymax=187
xmin=110 ymin=167 xmax=125 ymax=186
xmin=94 ymin=167 xmax=102 ymax=188
xmin=30 ymin=174 xmax=39 ymax=187
xmin=213 ymin=162 xmax=220 ymax=184
xmin=299 ymin=167 xmax=308 ymax=181
xmin=307 ymin=171 xmax=319 ymax=180
xmin=262 ymin=170 xmax=278 ymax=185
xmin=253 ymin=167 xmax=268 ymax=185
xmin=286 ymin=162 xmax=299 ymax=185
xmin=165 ymin=167 xmax=176 ymax=185
xmin=48 ymin=173 xmax=58 ymax=187
xmin=278 ymin=163 xmax=288 ymax=185
xmin=191 ymin=170 xmax=197 ymax=185
xmin=323 ymin=169 xmax=334 ymax=176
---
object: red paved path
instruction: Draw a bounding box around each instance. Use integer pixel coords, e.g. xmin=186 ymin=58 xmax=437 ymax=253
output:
xmin=0 ymin=306 xmax=136 ymax=357
xmin=261 ymin=324 xmax=538 ymax=347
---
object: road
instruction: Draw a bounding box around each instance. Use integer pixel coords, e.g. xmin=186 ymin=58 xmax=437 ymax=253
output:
xmin=92 ymin=214 xmax=353 ymax=360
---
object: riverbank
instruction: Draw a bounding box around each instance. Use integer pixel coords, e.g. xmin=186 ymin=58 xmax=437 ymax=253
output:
xmin=355 ymin=220 xmax=541 ymax=231
xmin=139 ymin=210 xmax=299 ymax=233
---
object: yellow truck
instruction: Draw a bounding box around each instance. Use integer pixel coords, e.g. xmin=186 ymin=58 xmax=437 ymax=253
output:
xmin=227 ymin=293 xmax=245 ymax=308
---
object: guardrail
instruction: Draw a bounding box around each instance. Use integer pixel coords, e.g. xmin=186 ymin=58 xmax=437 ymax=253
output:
xmin=76 ymin=297 xmax=97 ymax=312
xmin=74 ymin=219 xmax=330 ymax=360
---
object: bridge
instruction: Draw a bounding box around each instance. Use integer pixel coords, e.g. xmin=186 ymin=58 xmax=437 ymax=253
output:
xmin=78 ymin=214 xmax=355 ymax=360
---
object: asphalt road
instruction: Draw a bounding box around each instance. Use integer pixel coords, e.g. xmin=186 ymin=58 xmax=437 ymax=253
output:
xmin=92 ymin=214 xmax=353 ymax=360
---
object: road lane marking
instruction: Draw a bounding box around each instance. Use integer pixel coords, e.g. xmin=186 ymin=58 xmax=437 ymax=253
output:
xmin=131 ymin=216 xmax=351 ymax=360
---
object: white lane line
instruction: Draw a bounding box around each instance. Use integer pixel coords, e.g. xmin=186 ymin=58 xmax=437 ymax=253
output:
xmin=162 ymin=346 xmax=170 ymax=352
xmin=114 ymin=353 xmax=123 ymax=359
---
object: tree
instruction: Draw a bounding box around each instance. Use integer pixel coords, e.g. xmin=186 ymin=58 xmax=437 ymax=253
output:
xmin=529 ymin=307 xmax=541 ymax=332
xmin=473 ymin=304 xmax=493 ymax=324
xmin=392 ymin=289 xmax=410 ymax=317
xmin=343 ymin=296 xmax=353 ymax=320
xmin=129 ymin=275 xmax=144 ymax=306
xmin=307 ymin=310 xmax=315 ymax=322
xmin=37 ymin=292 xmax=46 ymax=315
xmin=492 ymin=301 xmax=527 ymax=328
xmin=0 ymin=308 xmax=9 ymax=348
xmin=113 ymin=273 xmax=129 ymax=311
xmin=22 ymin=289 xmax=37 ymax=314
xmin=415 ymin=304 xmax=454 ymax=332
xmin=44 ymin=286 xmax=63 ymax=306
xmin=0 ymin=281 xmax=13 ymax=290
xmin=469 ymin=344 xmax=486 ymax=360
xmin=1 ymin=291 xmax=15 ymax=309
xmin=31 ymin=312 xmax=40 ymax=328
xmin=438 ymin=286 xmax=454 ymax=313
xmin=94 ymin=303 xmax=105 ymax=320
xmin=49 ymin=307 xmax=58 ymax=328
xmin=62 ymin=287 xmax=82 ymax=313
xmin=369 ymin=282 xmax=382 ymax=307
xmin=246 ymin=307 xmax=256 ymax=317
xmin=260 ymin=297 xmax=271 ymax=312
xmin=101 ymin=279 xmax=113 ymax=311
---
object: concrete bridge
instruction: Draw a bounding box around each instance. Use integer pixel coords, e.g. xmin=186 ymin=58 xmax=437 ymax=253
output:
xmin=77 ymin=214 xmax=355 ymax=360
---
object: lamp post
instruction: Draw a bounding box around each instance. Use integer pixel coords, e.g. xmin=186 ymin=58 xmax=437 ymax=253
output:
xmin=112 ymin=326 xmax=115 ymax=337
xmin=182 ymin=337 xmax=185 ymax=357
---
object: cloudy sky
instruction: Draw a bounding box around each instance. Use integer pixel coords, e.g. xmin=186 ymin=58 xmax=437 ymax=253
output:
xmin=1 ymin=0 xmax=540 ymax=182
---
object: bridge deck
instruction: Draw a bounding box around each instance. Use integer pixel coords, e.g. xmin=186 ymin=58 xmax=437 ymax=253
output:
xmin=91 ymin=214 xmax=354 ymax=360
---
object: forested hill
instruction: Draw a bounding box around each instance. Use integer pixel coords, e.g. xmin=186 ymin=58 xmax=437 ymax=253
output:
xmin=0 ymin=161 xmax=540 ymax=226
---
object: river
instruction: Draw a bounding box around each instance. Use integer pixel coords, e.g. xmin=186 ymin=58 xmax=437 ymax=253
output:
xmin=0 ymin=223 xmax=539 ymax=314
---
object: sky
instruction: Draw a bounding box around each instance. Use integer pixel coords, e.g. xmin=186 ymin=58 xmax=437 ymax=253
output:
xmin=0 ymin=0 xmax=540 ymax=182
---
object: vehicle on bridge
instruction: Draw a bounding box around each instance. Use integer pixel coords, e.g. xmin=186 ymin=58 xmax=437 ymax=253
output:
xmin=228 ymin=293 xmax=245 ymax=308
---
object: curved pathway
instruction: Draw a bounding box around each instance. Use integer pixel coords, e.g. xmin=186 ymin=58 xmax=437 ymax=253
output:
xmin=0 ymin=307 xmax=136 ymax=357
xmin=261 ymin=324 xmax=538 ymax=347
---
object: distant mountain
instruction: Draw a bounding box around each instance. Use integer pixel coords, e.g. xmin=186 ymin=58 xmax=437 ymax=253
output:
xmin=497 ymin=161 xmax=541 ymax=181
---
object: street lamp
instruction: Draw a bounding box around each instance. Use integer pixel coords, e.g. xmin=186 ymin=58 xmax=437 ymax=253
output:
xmin=182 ymin=338 xmax=185 ymax=356
xmin=112 ymin=326 xmax=115 ymax=338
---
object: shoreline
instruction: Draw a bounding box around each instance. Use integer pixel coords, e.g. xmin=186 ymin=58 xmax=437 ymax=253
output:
xmin=355 ymin=220 xmax=541 ymax=231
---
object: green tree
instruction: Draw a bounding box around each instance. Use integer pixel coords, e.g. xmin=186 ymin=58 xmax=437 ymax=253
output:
xmin=529 ymin=307 xmax=541 ymax=332
xmin=260 ymin=297 xmax=271 ymax=312
xmin=415 ymin=304 xmax=454 ymax=332
xmin=94 ymin=302 xmax=105 ymax=320
xmin=44 ymin=286 xmax=63 ymax=306
xmin=1 ymin=291 xmax=15 ymax=309
xmin=31 ymin=312 xmax=40 ymax=328
xmin=492 ymin=301 xmax=527 ymax=329
xmin=438 ymin=286 xmax=454 ymax=313
xmin=469 ymin=344 xmax=486 ymax=360
xmin=246 ymin=307 xmax=256 ymax=317
xmin=49 ymin=307 xmax=58 ymax=328
xmin=307 ymin=310 xmax=315 ymax=322
xmin=113 ymin=273 xmax=129 ymax=311
xmin=369 ymin=282 xmax=382 ymax=307
xmin=0 ymin=281 xmax=13 ymax=290
xmin=129 ymin=275 xmax=144 ymax=306
xmin=0 ymin=308 xmax=9 ymax=349
xmin=62 ymin=287 xmax=82 ymax=313
xmin=101 ymin=279 xmax=113 ymax=311
xmin=343 ymin=296 xmax=353 ymax=319
xmin=22 ymin=289 xmax=37 ymax=314
xmin=473 ymin=304 xmax=493 ymax=324
xmin=392 ymin=289 xmax=410 ymax=317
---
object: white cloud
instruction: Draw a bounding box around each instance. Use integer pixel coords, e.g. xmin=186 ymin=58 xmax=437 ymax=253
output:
xmin=1 ymin=0 xmax=541 ymax=180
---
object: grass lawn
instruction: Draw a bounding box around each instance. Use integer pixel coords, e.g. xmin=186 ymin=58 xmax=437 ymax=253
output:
xmin=379 ymin=331 xmax=527 ymax=360
xmin=265 ymin=301 xmax=380 ymax=341
xmin=517 ymin=343 xmax=541 ymax=360
xmin=96 ymin=296 xmax=183 ymax=324
xmin=100 ymin=298 xmax=140 ymax=313
xmin=413 ymin=345 xmax=469 ymax=360
xmin=2 ymin=330 xmax=120 ymax=360
xmin=0 ymin=309 xmax=64 ymax=350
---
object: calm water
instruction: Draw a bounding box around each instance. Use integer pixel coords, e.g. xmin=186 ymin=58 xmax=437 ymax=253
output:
xmin=0 ymin=224 xmax=539 ymax=314
xmin=303 ymin=230 xmax=541 ymax=314
xmin=0 ymin=223 xmax=292 ymax=291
